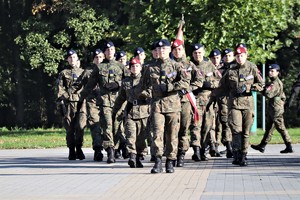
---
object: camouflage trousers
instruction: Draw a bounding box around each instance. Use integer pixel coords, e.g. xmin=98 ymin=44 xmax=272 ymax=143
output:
xmin=64 ymin=101 xmax=86 ymax=148
xmin=261 ymin=113 xmax=291 ymax=144
xmin=218 ymin=99 xmax=232 ymax=144
xmin=178 ymin=101 xmax=192 ymax=152
xmin=229 ymin=108 xmax=254 ymax=153
xmin=86 ymin=98 xmax=102 ymax=150
xmin=125 ymin=117 xmax=148 ymax=155
xmin=152 ymin=112 xmax=180 ymax=160
xmin=113 ymin=108 xmax=126 ymax=150
xmin=99 ymin=106 xmax=115 ymax=149
xmin=190 ymin=104 xmax=214 ymax=149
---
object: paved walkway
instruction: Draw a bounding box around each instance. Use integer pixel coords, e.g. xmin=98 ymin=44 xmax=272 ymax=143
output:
xmin=0 ymin=144 xmax=299 ymax=200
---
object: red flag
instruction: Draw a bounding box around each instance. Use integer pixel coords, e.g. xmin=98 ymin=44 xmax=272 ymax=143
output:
xmin=186 ymin=91 xmax=200 ymax=123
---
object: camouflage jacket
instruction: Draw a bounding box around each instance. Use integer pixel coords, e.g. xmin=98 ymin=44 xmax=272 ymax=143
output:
xmin=80 ymin=59 xmax=123 ymax=107
xmin=141 ymin=58 xmax=191 ymax=113
xmin=57 ymin=65 xmax=85 ymax=102
xmin=264 ymin=76 xmax=286 ymax=116
xmin=192 ymin=60 xmax=222 ymax=106
xmin=215 ymin=60 xmax=264 ymax=110
xmin=174 ymin=57 xmax=195 ymax=102
xmin=113 ymin=73 xmax=151 ymax=119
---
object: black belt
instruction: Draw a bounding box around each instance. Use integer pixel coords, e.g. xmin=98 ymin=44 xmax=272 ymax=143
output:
xmin=235 ymin=92 xmax=252 ymax=97
xmin=131 ymin=99 xmax=148 ymax=106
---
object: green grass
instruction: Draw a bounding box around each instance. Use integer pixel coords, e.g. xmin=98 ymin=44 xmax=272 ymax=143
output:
xmin=0 ymin=127 xmax=299 ymax=149
xmin=0 ymin=127 xmax=92 ymax=149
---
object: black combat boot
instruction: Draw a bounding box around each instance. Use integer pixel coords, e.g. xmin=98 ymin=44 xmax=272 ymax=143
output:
xmin=215 ymin=144 xmax=221 ymax=157
xmin=120 ymin=142 xmax=129 ymax=159
xmin=93 ymin=147 xmax=103 ymax=162
xmin=114 ymin=149 xmax=121 ymax=159
xmin=280 ymin=142 xmax=294 ymax=153
xmin=106 ymin=147 xmax=116 ymax=164
xmin=165 ymin=159 xmax=175 ymax=173
xmin=251 ymin=142 xmax=266 ymax=153
xmin=239 ymin=152 xmax=248 ymax=166
xmin=128 ymin=153 xmax=136 ymax=168
xmin=176 ymin=150 xmax=185 ymax=167
xmin=68 ymin=146 xmax=76 ymax=160
xmin=232 ymin=150 xmax=240 ymax=165
xmin=209 ymin=143 xmax=216 ymax=157
xmin=200 ymin=148 xmax=208 ymax=161
xmin=192 ymin=146 xmax=201 ymax=161
xmin=76 ymin=145 xmax=85 ymax=160
xmin=136 ymin=154 xmax=144 ymax=168
xmin=226 ymin=142 xmax=233 ymax=158
xmin=151 ymin=156 xmax=163 ymax=173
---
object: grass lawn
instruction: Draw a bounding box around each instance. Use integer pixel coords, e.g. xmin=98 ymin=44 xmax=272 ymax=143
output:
xmin=0 ymin=127 xmax=299 ymax=149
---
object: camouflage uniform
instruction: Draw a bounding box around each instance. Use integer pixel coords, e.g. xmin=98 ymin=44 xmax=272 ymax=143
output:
xmin=190 ymin=59 xmax=221 ymax=160
xmin=216 ymin=61 xmax=233 ymax=157
xmin=57 ymin=65 xmax=87 ymax=160
xmin=113 ymin=72 xmax=151 ymax=168
xmin=80 ymin=59 xmax=123 ymax=163
xmin=213 ymin=60 xmax=264 ymax=165
xmin=252 ymin=67 xmax=293 ymax=153
xmin=80 ymin=66 xmax=103 ymax=161
xmin=174 ymin=57 xmax=194 ymax=156
xmin=141 ymin=56 xmax=190 ymax=173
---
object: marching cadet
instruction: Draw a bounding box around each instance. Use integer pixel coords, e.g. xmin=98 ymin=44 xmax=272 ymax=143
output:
xmin=138 ymin=39 xmax=190 ymax=173
xmin=114 ymin=50 xmax=130 ymax=159
xmin=208 ymin=46 xmax=264 ymax=166
xmin=208 ymin=49 xmax=223 ymax=157
xmin=113 ymin=58 xmax=151 ymax=168
xmin=190 ymin=44 xmax=220 ymax=161
xmin=56 ymin=49 xmax=86 ymax=160
xmin=86 ymin=49 xmax=104 ymax=161
xmin=79 ymin=41 xmax=123 ymax=164
xmin=171 ymin=38 xmax=196 ymax=167
xmin=251 ymin=64 xmax=293 ymax=154
xmin=216 ymin=48 xmax=235 ymax=158
xmin=134 ymin=47 xmax=146 ymax=65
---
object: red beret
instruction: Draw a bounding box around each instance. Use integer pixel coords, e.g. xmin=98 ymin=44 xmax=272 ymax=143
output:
xmin=129 ymin=58 xmax=141 ymax=66
xmin=234 ymin=47 xmax=247 ymax=55
xmin=172 ymin=39 xmax=184 ymax=48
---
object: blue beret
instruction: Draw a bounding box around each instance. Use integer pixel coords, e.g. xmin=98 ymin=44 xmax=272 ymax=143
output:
xmin=102 ymin=41 xmax=114 ymax=51
xmin=269 ymin=64 xmax=280 ymax=70
xmin=222 ymin=48 xmax=233 ymax=55
xmin=235 ymin=43 xmax=247 ymax=50
xmin=156 ymin=39 xmax=171 ymax=47
xmin=66 ymin=49 xmax=77 ymax=57
xmin=134 ymin=47 xmax=145 ymax=56
xmin=209 ymin=49 xmax=221 ymax=57
xmin=94 ymin=49 xmax=103 ymax=56
xmin=116 ymin=50 xmax=126 ymax=60
xmin=191 ymin=43 xmax=204 ymax=52
xmin=151 ymin=41 xmax=159 ymax=50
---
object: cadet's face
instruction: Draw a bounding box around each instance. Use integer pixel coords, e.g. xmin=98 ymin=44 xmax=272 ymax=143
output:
xmin=137 ymin=52 xmax=146 ymax=62
xmin=192 ymin=48 xmax=205 ymax=62
xmin=104 ymin=46 xmax=116 ymax=60
xmin=67 ymin=54 xmax=79 ymax=68
xmin=269 ymin=69 xmax=279 ymax=78
xmin=223 ymin=52 xmax=234 ymax=63
xmin=93 ymin=53 xmax=104 ymax=65
xmin=158 ymin=46 xmax=171 ymax=60
xmin=118 ymin=56 xmax=127 ymax=65
xmin=210 ymin=55 xmax=221 ymax=66
xmin=130 ymin=63 xmax=142 ymax=75
xmin=152 ymin=48 xmax=159 ymax=59
xmin=172 ymin=45 xmax=185 ymax=59
xmin=235 ymin=53 xmax=247 ymax=65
